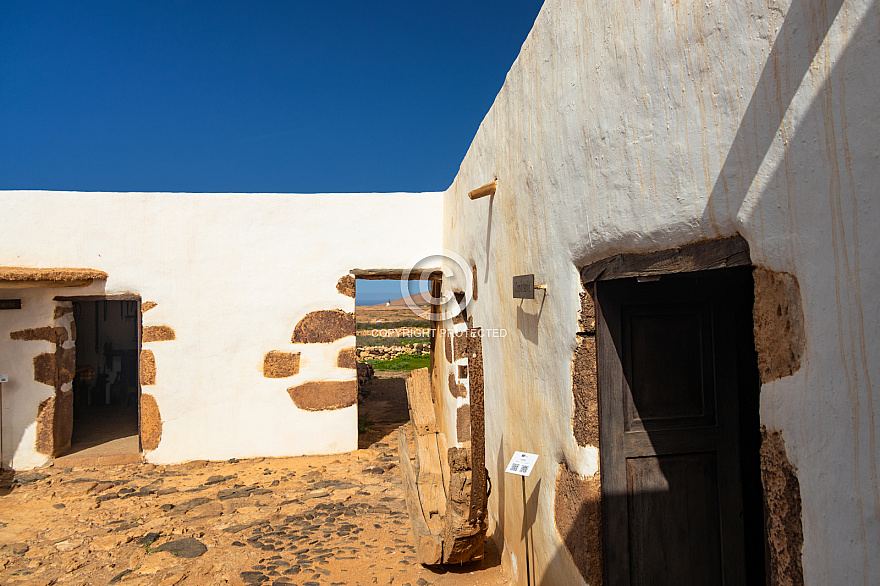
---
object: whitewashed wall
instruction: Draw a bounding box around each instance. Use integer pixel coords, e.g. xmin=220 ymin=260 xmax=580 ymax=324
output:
xmin=444 ymin=0 xmax=879 ymax=584
xmin=0 ymin=191 xmax=442 ymax=468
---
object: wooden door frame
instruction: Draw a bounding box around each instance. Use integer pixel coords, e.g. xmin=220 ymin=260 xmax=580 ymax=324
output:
xmin=581 ymin=236 xmax=763 ymax=584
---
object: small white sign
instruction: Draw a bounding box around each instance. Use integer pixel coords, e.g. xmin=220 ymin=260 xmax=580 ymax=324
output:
xmin=505 ymin=451 xmax=539 ymax=477
xmin=0 ymin=375 xmax=7 ymax=383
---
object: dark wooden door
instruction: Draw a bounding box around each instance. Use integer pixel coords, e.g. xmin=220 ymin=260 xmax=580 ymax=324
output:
xmin=597 ymin=269 xmax=758 ymax=586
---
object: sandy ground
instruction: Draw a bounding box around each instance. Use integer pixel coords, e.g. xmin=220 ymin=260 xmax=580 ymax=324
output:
xmin=0 ymin=373 xmax=507 ymax=586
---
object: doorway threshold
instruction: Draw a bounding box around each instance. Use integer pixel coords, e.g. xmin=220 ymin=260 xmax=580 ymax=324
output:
xmin=55 ymin=434 xmax=142 ymax=468
xmin=54 ymin=450 xmax=142 ymax=468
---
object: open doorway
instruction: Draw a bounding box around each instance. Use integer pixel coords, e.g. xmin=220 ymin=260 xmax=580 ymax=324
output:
xmin=353 ymin=275 xmax=435 ymax=448
xmin=66 ymin=299 xmax=140 ymax=457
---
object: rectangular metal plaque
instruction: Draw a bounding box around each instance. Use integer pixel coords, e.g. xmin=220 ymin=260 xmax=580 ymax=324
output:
xmin=0 ymin=299 xmax=21 ymax=310
xmin=505 ymin=451 xmax=539 ymax=477
xmin=513 ymin=274 xmax=535 ymax=299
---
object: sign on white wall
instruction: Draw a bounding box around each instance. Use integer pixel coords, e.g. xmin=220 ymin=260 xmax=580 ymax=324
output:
xmin=505 ymin=451 xmax=539 ymax=477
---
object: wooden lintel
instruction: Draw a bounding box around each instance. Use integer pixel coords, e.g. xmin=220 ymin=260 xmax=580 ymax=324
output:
xmin=580 ymin=236 xmax=751 ymax=284
xmin=54 ymin=293 xmax=141 ymax=302
xmin=467 ymin=180 xmax=497 ymax=200
xmin=350 ymin=268 xmax=442 ymax=281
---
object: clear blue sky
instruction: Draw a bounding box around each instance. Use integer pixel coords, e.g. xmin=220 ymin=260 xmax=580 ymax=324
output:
xmin=356 ymin=278 xmax=427 ymax=307
xmin=0 ymin=1 xmax=544 ymax=194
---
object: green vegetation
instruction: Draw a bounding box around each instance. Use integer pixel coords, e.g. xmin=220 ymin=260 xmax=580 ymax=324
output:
xmin=364 ymin=353 xmax=430 ymax=371
xmin=356 ymin=335 xmax=429 ymax=347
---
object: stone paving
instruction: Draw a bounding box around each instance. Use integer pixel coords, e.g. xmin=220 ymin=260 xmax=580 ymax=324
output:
xmin=0 ymin=426 xmax=508 ymax=586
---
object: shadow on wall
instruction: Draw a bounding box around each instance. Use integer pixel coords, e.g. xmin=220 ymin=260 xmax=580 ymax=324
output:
xmin=515 ymin=291 xmax=547 ymax=346
xmin=484 ymin=192 xmax=495 ymax=285
xmin=494 ymin=434 xmax=507 ymax=559
xmin=704 ymin=0 xmax=845 ymax=229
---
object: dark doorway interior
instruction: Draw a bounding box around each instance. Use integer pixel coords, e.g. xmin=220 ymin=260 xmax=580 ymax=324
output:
xmin=597 ymin=267 xmax=765 ymax=585
xmin=67 ymin=300 xmax=140 ymax=456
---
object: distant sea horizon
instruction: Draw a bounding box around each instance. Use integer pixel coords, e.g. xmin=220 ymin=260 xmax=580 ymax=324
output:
xmin=355 ymin=296 xmax=397 ymax=306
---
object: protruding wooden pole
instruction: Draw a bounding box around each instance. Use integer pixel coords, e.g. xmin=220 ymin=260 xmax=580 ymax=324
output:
xmin=468 ymin=180 xmax=497 ymax=200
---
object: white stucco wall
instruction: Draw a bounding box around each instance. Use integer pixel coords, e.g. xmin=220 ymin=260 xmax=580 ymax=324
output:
xmin=443 ymin=0 xmax=879 ymax=584
xmin=0 ymin=191 xmax=442 ymax=468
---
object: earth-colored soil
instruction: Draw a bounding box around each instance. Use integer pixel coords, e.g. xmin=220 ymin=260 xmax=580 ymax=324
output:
xmin=0 ymin=422 xmax=507 ymax=586
xmin=357 ymin=372 xmax=412 ymax=449
xmin=356 ymin=305 xmax=430 ymax=326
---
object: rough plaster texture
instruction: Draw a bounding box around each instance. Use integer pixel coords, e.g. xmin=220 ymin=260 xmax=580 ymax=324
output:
xmin=287 ymin=380 xmax=357 ymax=412
xmin=10 ymin=326 xmax=68 ymax=344
xmin=291 ymin=310 xmax=355 ymax=344
xmin=447 ymin=372 xmax=467 ymax=399
xmin=441 ymin=0 xmax=880 ymax=583
xmin=572 ymin=287 xmax=598 ymax=448
xmin=336 ymin=347 xmax=356 ymax=370
xmin=262 ymin=351 xmax=302 ymax=379
xmin=456 ymin=404 xmax=471 ymax=442
xmin=452 ymin=331 xmax=469 ymax=361
xmin=34 ymin=397 xmax=55 ymax=455
xmin=0 ymin=191 xmax=441 ymax=467
xmin=336 ymin=275 xmax=356 ymax=299
xmin=140 ymin=350 xmax=157 ymax=386
xmin=141 ymin=301 xmax=158 ymax=313
xmin=554 ymin=463 xmax=604 ymax=586
xmin=761 ymin=427 xmax=805 ymax=586
xmin=142 ymin=325 xmax=176 ymax=342
xmin=140 ymin=393 xmax=163 ymax=452
xmin=753 ymin=267 xmax=806 ymax=383
xmin=53 ymin=306 xmax=73 ymax=319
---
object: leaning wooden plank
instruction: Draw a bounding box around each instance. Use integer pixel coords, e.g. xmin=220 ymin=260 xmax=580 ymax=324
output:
xmin=415 ymin=432 xmax=446 ymax=530
xmin=406 ymin=368 xmax=436 ymax=435
xmin=398 ymin=426 xmax=442 ymax=564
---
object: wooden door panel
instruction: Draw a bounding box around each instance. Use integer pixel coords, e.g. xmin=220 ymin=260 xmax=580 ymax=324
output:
xmin=624 ymin=303 xmax=716 ymax=432
xmin=627 ymin=453 xmax=722 ymax=586
xmin=599 ymin=270 xmax=756 ymax=586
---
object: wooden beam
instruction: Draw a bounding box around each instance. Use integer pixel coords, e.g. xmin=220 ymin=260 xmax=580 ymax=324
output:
xmin=580 ymin=236 xmax=751 ymax=284
xmin=350 ymin=268 xmax=442 ymax=280
xmin=54 ymin=293 xmax=141 ymax=301
xmin=467 ymin=180 xmax=497 ymax=200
